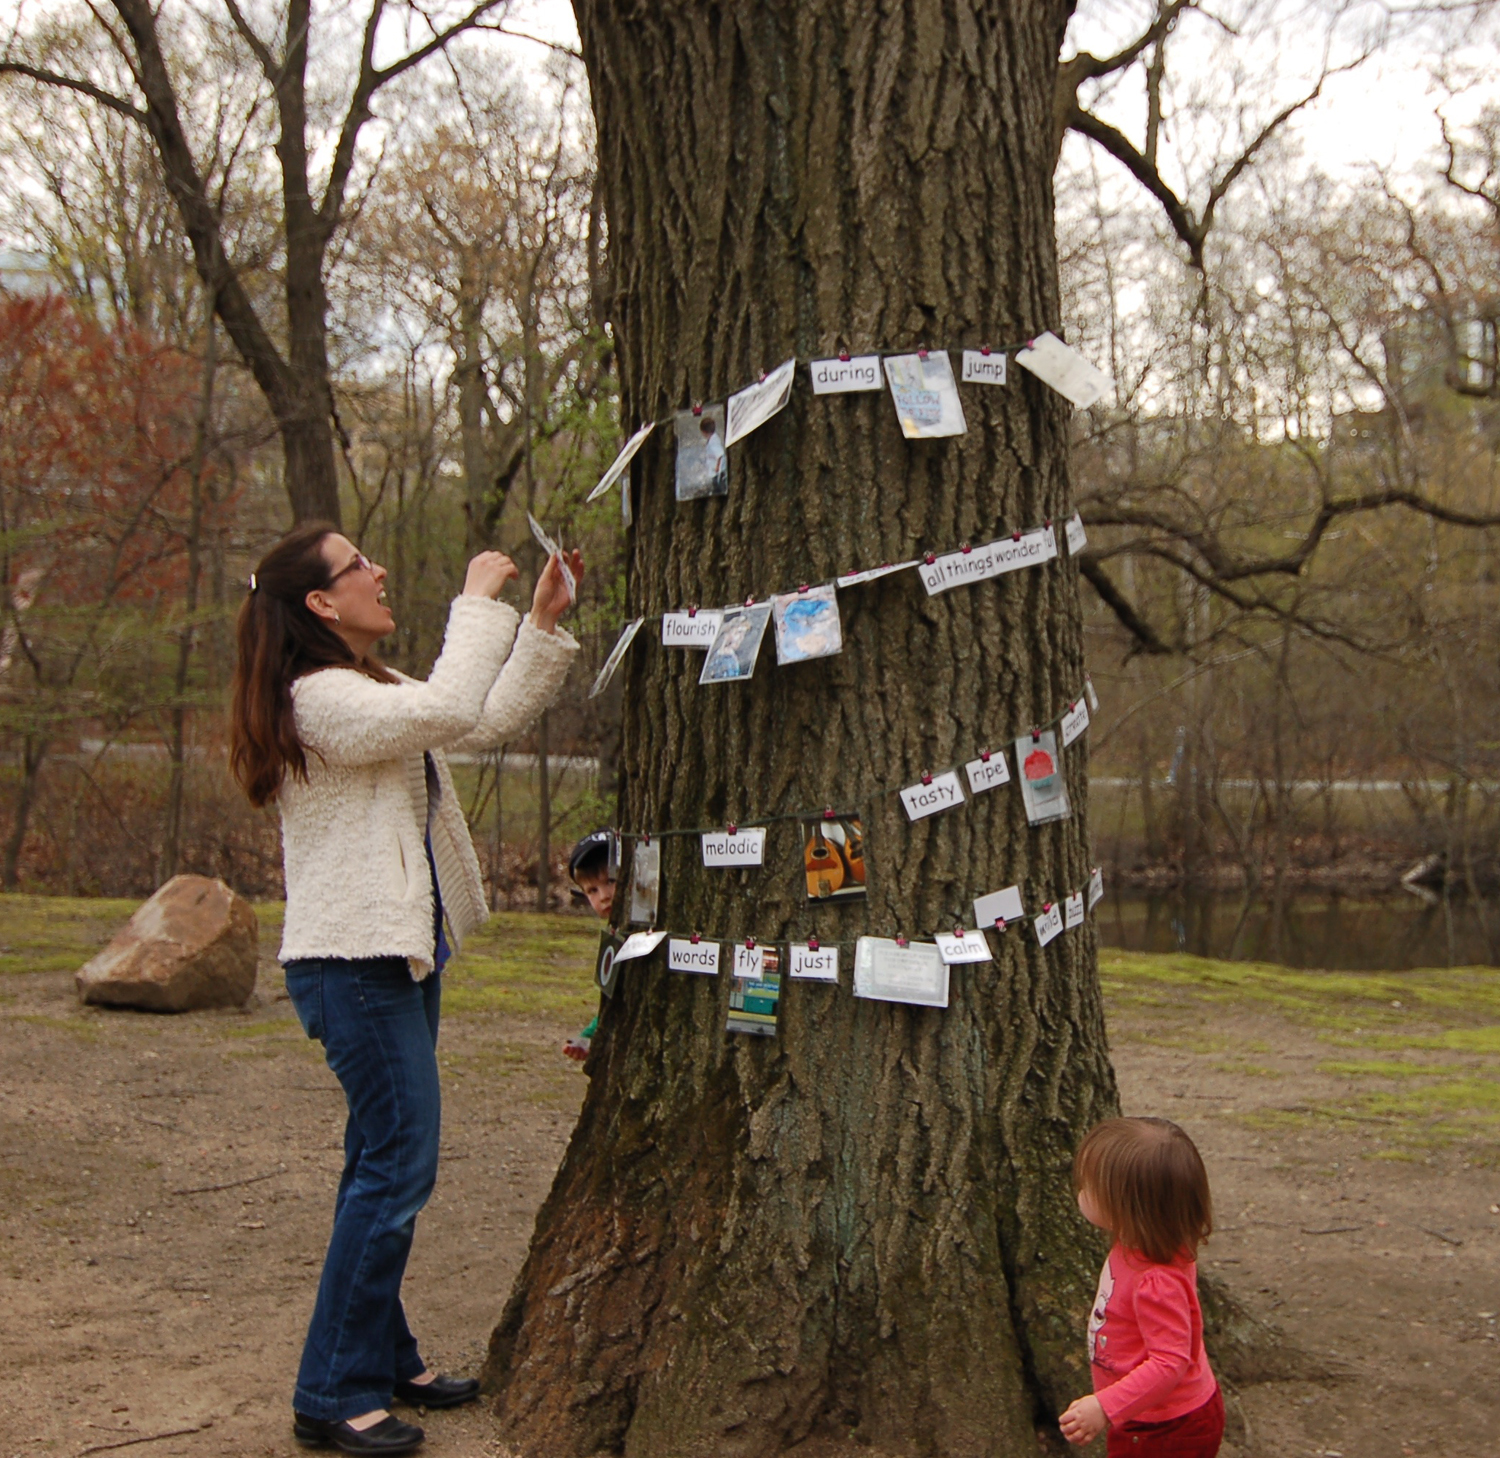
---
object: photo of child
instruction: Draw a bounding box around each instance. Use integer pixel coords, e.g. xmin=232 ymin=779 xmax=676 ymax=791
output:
xmin=675 ymin=406 xmax=729 ymax=500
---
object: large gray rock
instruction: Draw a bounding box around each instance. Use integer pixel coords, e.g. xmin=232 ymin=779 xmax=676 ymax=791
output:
xmin=76 ymin=874 xmax=258 ymax=1012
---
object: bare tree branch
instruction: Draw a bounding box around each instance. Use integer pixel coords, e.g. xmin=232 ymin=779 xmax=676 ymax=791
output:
xmin=0 ymin=61 xmax=145 ymax=123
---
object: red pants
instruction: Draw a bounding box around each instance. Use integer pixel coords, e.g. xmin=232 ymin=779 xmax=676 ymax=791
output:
xmin=1106 ymin=1387 xmax=1224 ymax=1458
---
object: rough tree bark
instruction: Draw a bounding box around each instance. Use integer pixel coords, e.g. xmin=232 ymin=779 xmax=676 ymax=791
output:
xmin=485 ymin=4 xmax=1118 ymax=1455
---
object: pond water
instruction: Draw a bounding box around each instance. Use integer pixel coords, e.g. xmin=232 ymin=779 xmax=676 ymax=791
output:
xmin=1096 ymin=889 xmax=1500 ymax=971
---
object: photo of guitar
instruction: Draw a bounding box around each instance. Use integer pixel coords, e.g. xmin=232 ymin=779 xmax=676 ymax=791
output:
xmin=802 ymin=817 xmax=867 ymax=901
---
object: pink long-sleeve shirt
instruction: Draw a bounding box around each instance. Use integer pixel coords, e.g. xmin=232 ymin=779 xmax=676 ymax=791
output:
xmin=1087 ymin=1244 xmax=1218 ymax=1425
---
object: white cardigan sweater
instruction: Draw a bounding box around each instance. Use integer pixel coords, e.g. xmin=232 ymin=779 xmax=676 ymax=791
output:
xmin=277 ymin=596 xmax=578 ymax=976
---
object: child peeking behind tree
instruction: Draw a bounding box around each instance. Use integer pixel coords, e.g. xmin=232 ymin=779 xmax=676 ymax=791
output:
xmin=1059 ymin=1117 xmax=1223 ymax=1456
xmin=562 ymin=830 xmax=615 ymax=1062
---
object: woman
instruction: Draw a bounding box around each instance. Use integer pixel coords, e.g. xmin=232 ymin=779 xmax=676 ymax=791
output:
xmin=230 ymin=522 xmax=582 ymax=1456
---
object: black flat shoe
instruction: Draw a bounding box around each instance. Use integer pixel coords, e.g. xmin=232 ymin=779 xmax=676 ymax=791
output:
xmin=392 ymin=1374 xmax=480 ymax=1409
xmin=293 ymin=1413 xmax=425 ymax=1454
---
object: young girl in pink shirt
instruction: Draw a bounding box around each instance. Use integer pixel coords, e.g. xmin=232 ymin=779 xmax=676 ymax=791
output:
xmin=1059 ymin=1118 xmax=1223 ymax=1456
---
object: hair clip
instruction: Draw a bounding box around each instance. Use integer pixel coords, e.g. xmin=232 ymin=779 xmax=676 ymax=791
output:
xmin=247 ymin=572 xmax=258 ymax=593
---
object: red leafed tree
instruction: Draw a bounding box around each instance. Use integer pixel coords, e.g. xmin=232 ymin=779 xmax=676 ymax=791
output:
xmin=0 ymin=292 xmax=217 ymax=886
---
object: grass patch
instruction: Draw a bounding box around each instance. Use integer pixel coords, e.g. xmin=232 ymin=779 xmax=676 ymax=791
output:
xmin=0 ymin=894 xmax=141 ymax=976
xmin=1317 ymin=1058 xmax=1454 ymax=1078
xmin=441 ymin=911 xmax=601 ymax=1021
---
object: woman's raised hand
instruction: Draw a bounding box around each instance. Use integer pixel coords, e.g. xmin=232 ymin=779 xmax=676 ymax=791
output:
xmin=532 ymin=549 xmax=585 ymax=633
xmin=463 ymin=551 xmax=520 ymax=600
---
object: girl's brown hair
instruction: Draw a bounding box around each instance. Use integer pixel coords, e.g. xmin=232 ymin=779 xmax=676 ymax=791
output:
xmin=228 ymin=521 xmax=395 ymax=807
xmin=1073 ymin=1117 xmax=1213 ymax=1264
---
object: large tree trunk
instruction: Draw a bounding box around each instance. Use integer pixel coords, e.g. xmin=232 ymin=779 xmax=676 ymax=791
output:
xmin=486 ymin=4 xmax=1115 ymax=1455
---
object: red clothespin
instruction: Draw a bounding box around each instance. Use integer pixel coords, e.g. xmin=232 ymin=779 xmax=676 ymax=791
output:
xmin=642 ymin=831 xmax=650 ymax=846
xmin=823 ymin=807 xmax=836 ymax=820
xmin=745 ymin=936 xmax=757 ymax=950
xmin=1070 ymin=700 xmax=1079 ymax=713
xmin=1012 ymin=529 xmax=1022 ymax=542
xmin=808 ymin=935 xmax=820 ymax=951
xmin=981 ymin=344 xmax=992 ymax=357
xmin=692 ymin=401 xmax=703 ymax=416
xmin=1043 ymin=902 xmax=1053 ymax=913
xmin=759 ymin=369 xmax=767 ymax=382
xmin=980 ymin=749 xmax=992 ymax=763
xmin=690 ymin=932 xmax=701 ymax=944
xmin=727 ymin=822 xmax=738 ymax=835
xmin=995 ymin=917 xmax=1008 ymax=932
xmin=961 ymin=542 xmax=972 ymax=554
xmin=1044 ymin=518 xmax=1052 ymax=530
xmin=921 ymin=771 xmax=933 ymax=786
xmin=953 ymin=923 xmax=965 ymax=939
xmin=917 ymin=345 xmax=929 ymax=360
xmin=687 ymin=604 xmax=698 ymax=618
xmin=744 ymin=595 xmax=755 ymax=607
xmin=798 ymin=583 xmax=810 ymax=594
xmin=838 ymin=349 xmax=850 ymax=362
xmin=896 ymin=934 xmax=908 ymax=948
xmin=924 ymin=551 xmax=936 ymax=565
xmin=1032 ymin=728 xmax=1041 ymax=743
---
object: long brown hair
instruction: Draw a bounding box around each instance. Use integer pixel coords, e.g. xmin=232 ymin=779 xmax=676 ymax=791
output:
xmin=1073 ymin=1117 xmax=1213 ymax=1264
xmin=229 ymin=521 xmax=395 ymax=807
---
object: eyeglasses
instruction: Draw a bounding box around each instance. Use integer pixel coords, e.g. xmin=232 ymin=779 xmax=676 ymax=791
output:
xmin=329 ymin=551 xmax=375 ymax=584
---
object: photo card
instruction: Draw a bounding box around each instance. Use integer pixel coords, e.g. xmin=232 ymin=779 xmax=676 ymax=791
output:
xmin=699 ymin=602 xmax=773 ymax=684
xmin=973 ymin=884 xmax=1024 ymax=931
xmin=629 ymin=838 xmax=660 ymax=925
xmin=1065 ymin=511 xmax=1087 ymax=555
xmin=589 ymin=617 xmax=644 ymax=700
xmin=1015 ymin=331 xmax=1111 ymax=409
xmin=1015 ymin=729 xmax=1071 ymax=825
xmin=727 ymin=949 xmax=781 ymax=1037
xmin=801 ymin=816 xmax=866 ymax=901
xmin=616 ymin=929 xmax=668 ymax=963
xmin=1064 ymin=892 xmax=1085 ymax=930
xmin=1088 ymin=866 xmax=1105 ymax=910
xmin=725 ymin=358 xmax=796 ymax=447
xmin=883 ymin=351 xmax=966 ymax=439
xmin=586 ymin=420 xmax=655 ymax=502
xmin=675 ymin=406 xmax=729 ymax=500
xmin=772 ymin=584 xmax=843 ymax=665
xmin=853 ymin=937 xmax=949 ymax=1008
xmin=526 ymin=511 xmax=576 ymax=602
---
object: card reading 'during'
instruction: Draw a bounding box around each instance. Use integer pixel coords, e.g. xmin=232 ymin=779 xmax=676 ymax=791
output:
xmin=701 ymin=827 xmax=767 ymax=867
xmin=899 ymin=770 xmax=964 ymax=822
xmin=668 ymin=938 xmax=720 ymax=975
xmin=810 ymin=354 xmax=883 ymax=394
xmin=589 ymin=617 xmax=644 ymax=700
xmin=615 ymin=929 xmax=668 ymax=963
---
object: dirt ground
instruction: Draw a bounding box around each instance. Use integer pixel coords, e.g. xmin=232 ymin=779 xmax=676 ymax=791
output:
xmin=1 ymin=897 xmax=1496 ymax=1458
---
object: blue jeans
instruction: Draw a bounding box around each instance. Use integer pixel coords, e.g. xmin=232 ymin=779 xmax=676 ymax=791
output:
xmin=283 ymin=957 xmax=441 ymax=1420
